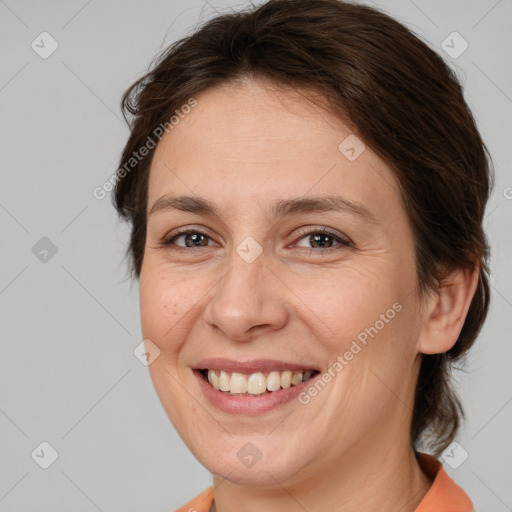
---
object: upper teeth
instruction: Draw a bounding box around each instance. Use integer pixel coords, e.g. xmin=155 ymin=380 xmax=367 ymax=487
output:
xmin=207 ymin=370 xmax=313 ymax=394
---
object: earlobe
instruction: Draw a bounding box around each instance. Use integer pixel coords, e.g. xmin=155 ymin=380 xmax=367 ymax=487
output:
xmin=417 ymin=264 xmax=480 ymax=355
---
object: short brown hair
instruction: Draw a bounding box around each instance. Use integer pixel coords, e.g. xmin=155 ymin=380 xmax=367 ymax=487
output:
xmin=112 ymin=0 xmax=493 ymax=456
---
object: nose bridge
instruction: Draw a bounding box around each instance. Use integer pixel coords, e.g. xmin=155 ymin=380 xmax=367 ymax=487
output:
xmin=204 ymin=238 xmax=288 ymax=340
xmin=225 ymin=250 xmax=264 ymax=304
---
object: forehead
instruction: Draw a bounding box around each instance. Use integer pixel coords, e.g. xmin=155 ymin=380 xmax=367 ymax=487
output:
xmin=147 ymin=79 xmax=403 ymax=222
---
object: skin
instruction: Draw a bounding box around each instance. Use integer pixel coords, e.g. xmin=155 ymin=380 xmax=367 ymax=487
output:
xmin=139 ymin=77 xmax=479 ymax=511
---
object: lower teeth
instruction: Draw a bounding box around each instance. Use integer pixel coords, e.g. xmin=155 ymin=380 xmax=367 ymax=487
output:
xmin=229 ymin=391 xmax=271 ymax=396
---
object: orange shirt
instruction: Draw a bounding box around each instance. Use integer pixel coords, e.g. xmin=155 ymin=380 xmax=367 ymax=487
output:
xmin=175 ymin=453 xmax=473 ymax=512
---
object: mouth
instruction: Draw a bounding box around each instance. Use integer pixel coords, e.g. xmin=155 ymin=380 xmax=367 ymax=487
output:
xmin=192 ymin=358 xmax=323 ymax=414
xmin=199 ymin=368 xmax=320 ymax=396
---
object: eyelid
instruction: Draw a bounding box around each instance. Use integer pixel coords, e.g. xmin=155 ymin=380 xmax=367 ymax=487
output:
xmin=291 ymin=225 xmax=353 ymax=248
xmin=161 ymin=227 xmax=218 ymax=247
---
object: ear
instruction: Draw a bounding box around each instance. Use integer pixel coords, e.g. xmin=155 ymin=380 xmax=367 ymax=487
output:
xmin=417 ymin=264 xmax=480 ymax=355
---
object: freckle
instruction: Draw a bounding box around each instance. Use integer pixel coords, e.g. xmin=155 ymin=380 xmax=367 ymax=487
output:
xmin=165 ymin=303 xmax=180 ymax=315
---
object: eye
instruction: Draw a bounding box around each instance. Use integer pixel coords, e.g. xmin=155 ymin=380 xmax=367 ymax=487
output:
xmin=161 ymin=229 xmax=216 ymax=249
xmin=291 ymin=227 xmax=353 ymax=253
xmin=160 ymin=226 xmax=353 ymax=253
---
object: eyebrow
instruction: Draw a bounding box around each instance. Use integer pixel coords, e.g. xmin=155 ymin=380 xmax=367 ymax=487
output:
xmin=148 ymin=195 xmax=378 ymax=224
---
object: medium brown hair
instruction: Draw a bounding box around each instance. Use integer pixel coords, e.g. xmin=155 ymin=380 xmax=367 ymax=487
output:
xmin=112 ymin=0 xmax=492 ymax=456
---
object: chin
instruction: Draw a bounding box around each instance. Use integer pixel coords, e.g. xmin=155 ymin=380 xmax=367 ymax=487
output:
xmin=208 ymin=460 xmax=299 ymax=487
xmin=193 ymin=437 xmax=311 ymax=488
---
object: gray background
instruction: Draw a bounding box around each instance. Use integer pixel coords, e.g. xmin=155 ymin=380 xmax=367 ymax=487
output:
xmin=0 ymin=0 xmax=511 ymax=510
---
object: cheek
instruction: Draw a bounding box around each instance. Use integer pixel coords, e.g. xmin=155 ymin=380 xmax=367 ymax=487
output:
xmin=308 ymin=266 xmax=419 ymax=400
xmin=312 ymin=271 xmax=400 ymax=345
xmin=139 ymin=272 xmax=190 ymax=353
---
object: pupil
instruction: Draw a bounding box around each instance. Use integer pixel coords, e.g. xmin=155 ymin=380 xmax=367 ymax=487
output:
xmin=310 ymin=234 xmax=332 ymax=248
xmin=185 ymin=233 xmax=206 ymax=247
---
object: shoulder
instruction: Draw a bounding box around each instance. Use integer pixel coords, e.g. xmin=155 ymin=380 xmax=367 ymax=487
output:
xmin=415 ymin=452 xmax=474 ymax=512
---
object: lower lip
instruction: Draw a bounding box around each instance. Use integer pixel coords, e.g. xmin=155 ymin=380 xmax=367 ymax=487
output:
xmin=194 ymin=370 xmax=319 ymax=415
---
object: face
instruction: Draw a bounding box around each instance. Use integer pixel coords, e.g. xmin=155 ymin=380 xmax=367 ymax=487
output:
xmin=139 ymin=78 xmax=426 ymax=488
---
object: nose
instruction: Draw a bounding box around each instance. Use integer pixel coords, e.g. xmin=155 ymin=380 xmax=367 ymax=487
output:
xmin=203 ymin=246 xmax=289 ymax=342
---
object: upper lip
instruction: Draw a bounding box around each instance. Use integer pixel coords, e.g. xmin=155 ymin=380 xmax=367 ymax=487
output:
xmin=193 ymin=358 xmax=320 ymax=373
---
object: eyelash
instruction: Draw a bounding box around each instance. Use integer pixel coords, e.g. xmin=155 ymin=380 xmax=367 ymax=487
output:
xmin=160 ymin=227 xmax=353 ymax=255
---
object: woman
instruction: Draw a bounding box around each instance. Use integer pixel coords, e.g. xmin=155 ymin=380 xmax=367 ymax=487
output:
xmin=112 ymin=0 xmax=492 ymax=510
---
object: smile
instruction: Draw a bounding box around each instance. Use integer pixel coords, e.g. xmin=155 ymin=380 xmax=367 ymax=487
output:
xmin=202 ymin=369 xmax=319 ymax=395
xmin=193 ymin=358 xmax=322 ymax=414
